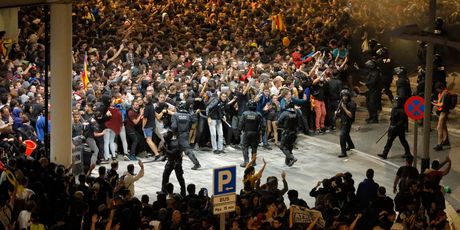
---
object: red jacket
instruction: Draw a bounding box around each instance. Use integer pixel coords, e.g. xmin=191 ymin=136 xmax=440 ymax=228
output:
xmin=292 ymin=52 xmax=313 ymax=69
xmin=105 ymin=107 xmax=123 ymax=134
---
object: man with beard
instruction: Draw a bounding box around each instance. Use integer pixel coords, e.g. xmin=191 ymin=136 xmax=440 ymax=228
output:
xmin=206 ymin=92 xmax=228 ymax=154
xmin=155 ymin=91 xmax=175 ymax=149
xmin=126 ymin=98 xmax=144 ymax=160
xmin=142 ymin=95 xmax=162 ymax=161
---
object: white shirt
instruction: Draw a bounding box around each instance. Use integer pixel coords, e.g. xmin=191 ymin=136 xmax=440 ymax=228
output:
xmin=270 ymin=86 xmax=280 ymax=96
xmin=17 ymin=210 xmax=31 ymax=230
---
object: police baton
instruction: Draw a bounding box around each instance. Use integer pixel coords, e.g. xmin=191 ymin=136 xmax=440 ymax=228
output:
xmin=334 ymin=99 xmax=343 ymax=120
xmin=375 ymin=129 xmax=388 ymax=144
xmin=222 ymin=119 xmax=232 ymax=128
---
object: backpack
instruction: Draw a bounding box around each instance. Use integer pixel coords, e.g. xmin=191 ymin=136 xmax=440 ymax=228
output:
xmin=446 ymin=92 xmax=458 ymax=110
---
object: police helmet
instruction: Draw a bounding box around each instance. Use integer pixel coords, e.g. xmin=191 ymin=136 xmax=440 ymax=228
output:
xmin=376 ymin=47 xmax=388 ymax=56
xmin=434 ymin=53 xmax=443 ymax=65
xmin=247 ymin=100 xmax=257 ymax=111
xmin=364 ymin=60 xmax=376 ymax=69
xmin=418 ymin=67 xmax=426 ymax=76
xmin=178 ymin=101 xmax=188 ymax=112
xmin=340 ymin=89 xmax=351 ymax=98
xmin=394 ymin=66 xmax=407 ymax=77
xmin=369 ymin=39 xmax=378 ymax=47
xmin=394 ymin=96 xmax=403 ymax=105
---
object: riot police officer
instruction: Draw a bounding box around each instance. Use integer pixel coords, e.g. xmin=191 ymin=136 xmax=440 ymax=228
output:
xmin=378 ymin=97 xmax=411 ymax=159
xmin=161 ymin=130 xmax=186 ymax=197
xmin=394 ymin=67 xmax=412 ymax=105
xmin=376 ymin=47 xmax=394 ymax=102
xmin=416 ymin=67 xmax=426 ymax=97
xmin=325 ymin=70 xmax=343 ymax=130
xmin=336 ymin=89 xmax=356 ymax=158
xmin=363 ymin=60 xmax=382 ymax=123
xmin=367 ymin=39 xmax=383 ymax=59
xmin=239 ymin=101 xmax=264 ymax=167
xmin=278 ymin=101 xmax=300 ymax=167
xmin=171 ymin=101 xmax=201 ymax=170
xmin=433 ymin=54 xmax=447 ymax=94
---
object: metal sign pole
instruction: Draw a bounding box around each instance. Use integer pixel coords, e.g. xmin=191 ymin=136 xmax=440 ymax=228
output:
xmin=413 ymin=122 xmax=418 ymax=168
xmin=421 ymin=0 xmax=436 ymax=172
xmin=220 ymin=213 xmax=225 ymax=230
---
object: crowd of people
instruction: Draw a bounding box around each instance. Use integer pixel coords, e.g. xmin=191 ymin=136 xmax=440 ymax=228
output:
xmin=0 ymin=0 xmax=456 ymax=229
xmin=0 ymin=154 xmax=453 ymax=229
xmin=348 ymin=0 xmax=460 ymax=42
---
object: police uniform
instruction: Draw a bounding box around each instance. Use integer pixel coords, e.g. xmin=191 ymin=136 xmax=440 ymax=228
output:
xmin=337 ymin=89 xmax=356 ymax=157
xmin=378 ymin=98 xmax=411 ymax=159
xmin=277 ymin=103 xmax=299 ymax=167
xmin=366 ymin=39 xmax=383 ymax=60
xmin=161 ymin=133 xmax=186 ymax=196
xmin=239 ymin=101 xmax=264 ymax=167
xmin=377 ymin=47 xmax=394 ymax=102
xmin=395 ymin=67 xmax=412 ymax=105
xmin=433 ymin=54 xmax=447 ymax=87
xmin=325 ymin=73 xmax=342 ymax=129
xmin=171 ymin=102 xmax=201 ymax=170
xmin=364 ymin=60 xmax=382 ymax=123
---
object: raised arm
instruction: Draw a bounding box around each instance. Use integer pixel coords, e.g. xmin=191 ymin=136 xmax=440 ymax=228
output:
xmin=107 ymin=44 xmax=125 ymax=63
xmin=254 ymin=158 xmax=267 ymax=180
xmin=133 ymin=160 xmax=144 ymax=182
xmin=105 ymin=209 xmax=116 ymax=230
xmin=349 ymin=213 xmax=363 ymax=230
xmin=279 ymin=171 xmax=289 ymax=195
xmin=246 ymin=155 xmax=257 ymax=170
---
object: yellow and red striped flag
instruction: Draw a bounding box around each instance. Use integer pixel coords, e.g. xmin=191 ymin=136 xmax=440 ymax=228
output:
xmin=271 ymin=14 xmax=287 ymax=32
xmin=81 ymin=52 xmax=89 ymax=90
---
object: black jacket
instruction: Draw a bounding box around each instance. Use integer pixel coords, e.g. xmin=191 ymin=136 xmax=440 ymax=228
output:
xmin=396 ymin=77 xmax=412 ymax=99
xmin=206 ymin=97 xmax=226 ymax=120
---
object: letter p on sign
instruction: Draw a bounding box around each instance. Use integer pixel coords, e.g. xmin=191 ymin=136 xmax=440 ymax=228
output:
xmin=213 ymin=166 xmax=236 ymax=195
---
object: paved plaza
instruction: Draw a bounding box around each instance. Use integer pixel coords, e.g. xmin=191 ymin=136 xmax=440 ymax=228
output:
xmin=98 ymin=134 xmax=399 ymax=206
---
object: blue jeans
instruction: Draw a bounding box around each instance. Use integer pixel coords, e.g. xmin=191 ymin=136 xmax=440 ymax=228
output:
xmin=209 ymin=119 xmax=224 ymax=151
xmin=103 ymin=129 xmax=117 ymax=159
xmin=85 ymin=137 xmax=99 ymax=165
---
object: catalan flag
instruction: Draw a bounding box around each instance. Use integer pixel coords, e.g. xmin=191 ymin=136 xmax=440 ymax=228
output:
xmin=81 ymin=52 xmax=89 ymax=90
xmin=271 ymin=14 xmax=287 ymax=32
xmin=241 ymin=67 xmax=253 ymax=82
